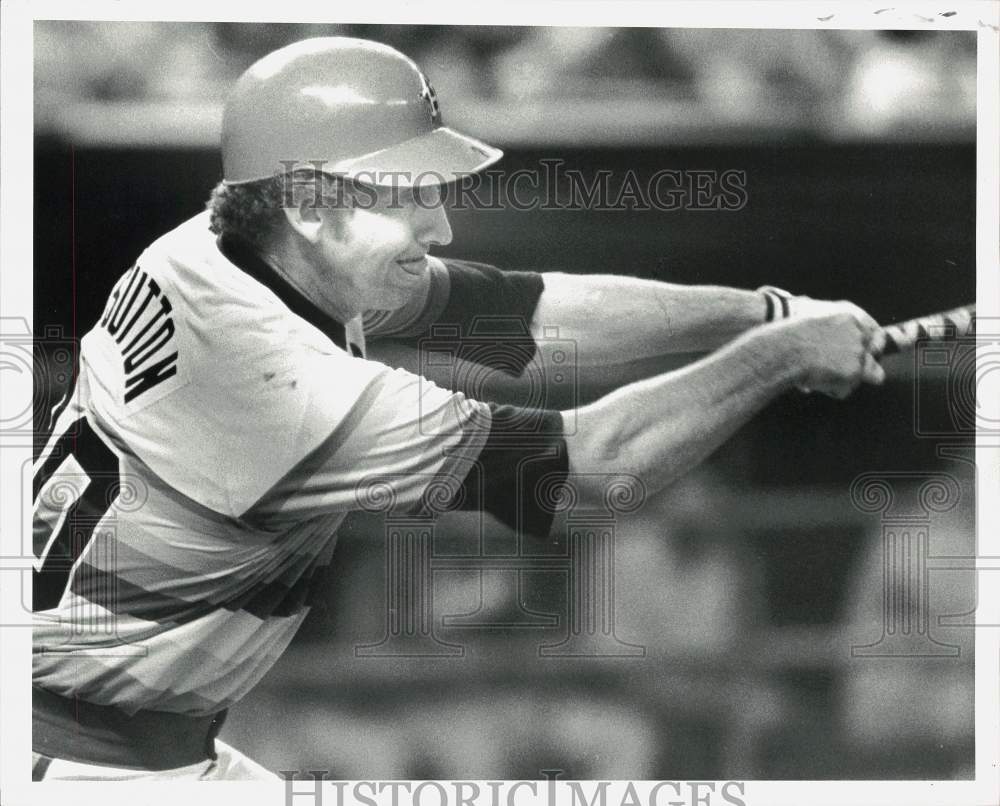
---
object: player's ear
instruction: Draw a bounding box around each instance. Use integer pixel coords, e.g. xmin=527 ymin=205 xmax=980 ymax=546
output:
xmin=282 ymin=198 xmax=325 ymax=244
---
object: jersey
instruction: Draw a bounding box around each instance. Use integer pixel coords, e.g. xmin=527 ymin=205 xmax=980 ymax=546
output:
xmin=32 ymin=211 xmax=566 ymax=722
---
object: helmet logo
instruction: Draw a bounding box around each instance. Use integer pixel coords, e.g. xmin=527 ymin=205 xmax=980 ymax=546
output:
xmin=418 ymin=72 xmax=440 ymax=123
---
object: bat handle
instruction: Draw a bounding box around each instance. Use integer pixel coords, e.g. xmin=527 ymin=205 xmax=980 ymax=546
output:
xmin=875 ymin=304 xmax=976 ymax=359
xmin=876 ymin=331 xmax=901 ymax=358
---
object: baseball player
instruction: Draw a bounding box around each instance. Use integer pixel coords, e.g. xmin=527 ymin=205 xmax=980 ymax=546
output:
xmin=31 ymin=37 xmax=884 ymax=781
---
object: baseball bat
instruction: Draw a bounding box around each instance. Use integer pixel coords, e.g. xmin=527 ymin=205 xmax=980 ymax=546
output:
xmin=878 ymin=303 xmax=976 ymax=357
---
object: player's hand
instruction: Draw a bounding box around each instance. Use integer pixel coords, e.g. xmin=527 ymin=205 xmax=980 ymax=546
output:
xmin=760 ymin=286 xmax=885 ymax=347
xmin=759 ymin=287 xmax=885 ymax=394
xmin=775 ymin=305 xmax=886 ymax=399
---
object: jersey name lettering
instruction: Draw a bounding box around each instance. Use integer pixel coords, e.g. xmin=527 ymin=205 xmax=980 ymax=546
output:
xmin=100 ymin=265 xmax=179 ymax=403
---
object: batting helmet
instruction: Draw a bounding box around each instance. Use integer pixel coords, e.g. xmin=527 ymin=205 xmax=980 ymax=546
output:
xmin=221 ymin=37 xmax=503 ymax=186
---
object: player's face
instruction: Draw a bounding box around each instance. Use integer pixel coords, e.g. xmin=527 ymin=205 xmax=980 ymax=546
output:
xmin=319 ymin=182 xmax=452 ymax=315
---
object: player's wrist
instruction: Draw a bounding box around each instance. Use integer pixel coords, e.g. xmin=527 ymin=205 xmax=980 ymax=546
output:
xmin=757 ymin=285 xmax=794 ymax=323
xmin=741 ymin=320 xmax=808 ymax=392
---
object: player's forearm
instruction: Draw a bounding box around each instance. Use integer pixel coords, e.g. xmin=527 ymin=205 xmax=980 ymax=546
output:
xmin=563 ymin=325 xmax=800 ymax=503
xmin=531 ymin=272 xmax=767 ymax=365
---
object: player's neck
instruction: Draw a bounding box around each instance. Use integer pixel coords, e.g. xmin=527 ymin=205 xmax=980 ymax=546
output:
xmin=262 ymin=241 xmax=358 ymax=325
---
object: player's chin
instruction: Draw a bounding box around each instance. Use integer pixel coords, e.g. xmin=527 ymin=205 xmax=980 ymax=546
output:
xmin=380 ymin=280 xmax=420 ymax=309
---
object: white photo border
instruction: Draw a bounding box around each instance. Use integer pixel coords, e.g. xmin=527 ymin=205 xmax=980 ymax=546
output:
xmin=2 ymin=2 xmax=998 ymax=805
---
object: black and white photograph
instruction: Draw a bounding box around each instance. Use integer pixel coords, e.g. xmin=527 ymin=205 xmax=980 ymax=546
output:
xmin=1 ymin=2 xmax=998 ymax=805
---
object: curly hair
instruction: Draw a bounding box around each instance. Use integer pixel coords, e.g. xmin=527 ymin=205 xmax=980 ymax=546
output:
xmin=206 ymin=171 xmax=344 ymax=249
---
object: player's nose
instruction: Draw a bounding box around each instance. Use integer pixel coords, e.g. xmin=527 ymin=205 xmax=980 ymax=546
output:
xmin=415 ymin=195 xmax=452 ymax=248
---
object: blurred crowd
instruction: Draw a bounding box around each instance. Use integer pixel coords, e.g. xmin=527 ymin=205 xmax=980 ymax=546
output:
xmin=35 ymin=23 xmax=976 ymax=140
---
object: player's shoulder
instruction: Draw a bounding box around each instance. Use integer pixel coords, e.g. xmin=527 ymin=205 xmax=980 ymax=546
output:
xmin=79 ymin=212 xmax=389 ymax=515
xmin=141 ymin=211 xmax=275 ymax=310
xmin=134 ymin=212 xmax=351 ymax=357
xmin=83 ymin=211 xmax=363 ymax=413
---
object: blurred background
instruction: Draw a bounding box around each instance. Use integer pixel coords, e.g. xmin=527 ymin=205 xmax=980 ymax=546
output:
xmin=33 ymin=23 xmax=976 ymax=780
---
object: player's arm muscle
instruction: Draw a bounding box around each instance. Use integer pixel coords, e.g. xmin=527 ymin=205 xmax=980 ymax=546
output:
xmin=367 ymin=262 xmax=772 ymax=405
xmin=531 ymin=272 xmax=768 ymax=362
xmin=562 ymin=317 xmax=859 ymax=505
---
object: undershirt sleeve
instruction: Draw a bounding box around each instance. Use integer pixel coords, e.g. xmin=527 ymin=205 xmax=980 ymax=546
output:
xmin=363 ymin=258 xmax=546 ymax=377
xmin=453 ymin=403 xmax=568 ymax=539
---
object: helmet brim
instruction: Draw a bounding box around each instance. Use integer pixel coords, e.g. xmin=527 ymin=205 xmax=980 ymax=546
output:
xmin=328 ymin=127 xmax=503 ymax=187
